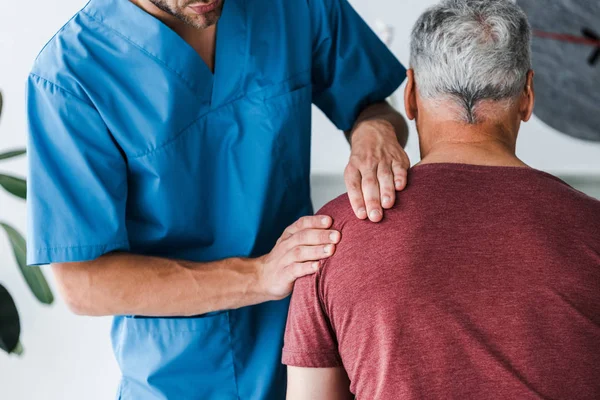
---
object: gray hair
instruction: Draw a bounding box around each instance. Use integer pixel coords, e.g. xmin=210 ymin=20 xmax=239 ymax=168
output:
xmin=410 ymin=0 xmax=532 ymax=123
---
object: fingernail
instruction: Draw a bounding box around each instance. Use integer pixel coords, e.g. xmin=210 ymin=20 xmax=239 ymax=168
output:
xmin=329 ymin=232 xmax=340 ymax=242
xmin=313 ymin=262 xmax=319 ymax=271
xmin=358 ymin=208 xmax=366 ymax=216
xmin=321 ymin=217 xmax=329 ymax=226
xmin=370 ymin=210 xmax=381 ymax=220
xmin=383 ymin=196 xmax=391 ymax=205
xmin=395 ymin=180 xmax=403 ymax=189
xmin=324 ymin=244 xmax=334 ymax=254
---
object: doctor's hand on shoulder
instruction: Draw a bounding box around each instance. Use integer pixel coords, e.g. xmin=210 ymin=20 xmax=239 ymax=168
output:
xmin=255 ymin=215 xmax=340 ymax=300
xmin=344 ymin=101 xmax=411 ymax=223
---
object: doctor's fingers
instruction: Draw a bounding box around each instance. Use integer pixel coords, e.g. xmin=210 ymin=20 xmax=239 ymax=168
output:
xmin=361 ymin=167 xmax=384 ymax=223
xmin=378 ymin=163 xmax=396 ymax=210
xmin=278 ymin=229 xmax=341 ymax=255
xmin=345 ymin=165 xmax=368 ymax=220
xmin=286 ymin=261 xmax=323 ymax=279
xmin=392 ymin=160 xmax=409 ymax=191
xmin=277 ymin=215 xmax=333 ymax=244
xmin=281 ymin=244 xmax=336 ymax=267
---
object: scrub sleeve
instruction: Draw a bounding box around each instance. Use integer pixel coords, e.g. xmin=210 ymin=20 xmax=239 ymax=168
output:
xmin=26 ymin=74 xmax=129 ymax=265
xmin=310 ymin=0 xmax=407 ymax=131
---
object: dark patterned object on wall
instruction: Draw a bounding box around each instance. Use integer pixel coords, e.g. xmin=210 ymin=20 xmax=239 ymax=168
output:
xmin=517 ymin=0 xmax=600 ymax=142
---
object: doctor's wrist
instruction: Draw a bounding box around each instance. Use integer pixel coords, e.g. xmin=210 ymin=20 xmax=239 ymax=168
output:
xmin=246 ymin=256 xmax=274 ymax=301
xmin=237 ymin=257 xmax=272 ymax=303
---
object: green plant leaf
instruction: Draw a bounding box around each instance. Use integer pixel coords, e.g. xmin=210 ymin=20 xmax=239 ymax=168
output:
xmin=0 ymin=149 xmax=26 ymax=160
xmin=12 ymin=341 xmax=24 ymax=356
xmin=0 ymin=223 xmax=54 ymax=305
xmin=0 ymin=283 xmax=21 ymax=354
xmin=0 ymin=174 xmax=26 ymax=199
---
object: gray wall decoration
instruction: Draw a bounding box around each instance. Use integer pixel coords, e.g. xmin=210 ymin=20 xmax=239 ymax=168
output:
xmin=517 ymin=0 xmax=600 ymax=142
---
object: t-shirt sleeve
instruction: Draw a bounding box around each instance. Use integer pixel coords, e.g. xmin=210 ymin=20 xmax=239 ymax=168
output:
xmin=282 ymin=269 xmax=342 ymax=368
xmin=309 ymin=0 xmax=407 ymax=131
xmin=26 ymin=74 xmax=129 ymax=265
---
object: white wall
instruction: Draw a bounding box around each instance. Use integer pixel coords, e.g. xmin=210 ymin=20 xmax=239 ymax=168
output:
xmin=1 ymin=1 xmax=599 ymax=400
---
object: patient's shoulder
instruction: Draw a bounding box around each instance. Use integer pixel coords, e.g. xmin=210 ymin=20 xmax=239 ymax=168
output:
xmin=316 ymin=193 xmax=355 ymax=231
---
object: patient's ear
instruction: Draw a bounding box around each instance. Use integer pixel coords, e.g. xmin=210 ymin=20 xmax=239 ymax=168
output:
xmin=520 ymin=70 xmax=535 ymax=122
xmin=404 ymin=69 xmax=418 ymax=121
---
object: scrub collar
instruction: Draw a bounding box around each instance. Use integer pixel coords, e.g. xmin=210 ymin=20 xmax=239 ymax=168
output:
xmin=82 ymin=0 xmax=215 ymax=98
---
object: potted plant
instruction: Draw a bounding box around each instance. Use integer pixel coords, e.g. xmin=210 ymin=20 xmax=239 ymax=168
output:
xmin=0 ymin=90 xmax=54 ymax=355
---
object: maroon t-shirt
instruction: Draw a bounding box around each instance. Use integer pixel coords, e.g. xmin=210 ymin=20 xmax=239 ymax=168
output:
xmin=283 ymin=163 xmax=600 ymax=399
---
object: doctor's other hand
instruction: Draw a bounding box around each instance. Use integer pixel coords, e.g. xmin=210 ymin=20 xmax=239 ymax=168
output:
xmin=255 ymin=215 xmax=340 ymax=300
xmin=345 ymin=119 xmax=410 ymax=223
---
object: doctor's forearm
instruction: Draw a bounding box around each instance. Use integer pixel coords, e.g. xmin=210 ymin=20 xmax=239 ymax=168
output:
xmin=345 ymin=101 xmax=409 ymax=148
xmin=52 ymin=253 xmax=265 ymax=317
xmin=51 ymin=215 xmax=339 ymax=317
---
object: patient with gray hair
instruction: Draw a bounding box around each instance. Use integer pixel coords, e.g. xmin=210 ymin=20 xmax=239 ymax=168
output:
xmin=282 ymin=0 xmax=600 ymax=399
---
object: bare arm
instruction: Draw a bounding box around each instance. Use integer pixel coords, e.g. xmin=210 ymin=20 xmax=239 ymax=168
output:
xmin=286 ymin=367 xmax=353 ymax=400
xmin=53 ymin=254 xmax=261 ymax=317
xmin=344 ymin=100 xmax=409 ymax=148
xmin=52 ymin=215 xmax=341 ymax=317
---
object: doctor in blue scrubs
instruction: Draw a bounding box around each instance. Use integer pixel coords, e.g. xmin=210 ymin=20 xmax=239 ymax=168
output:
xmin=26 ymin=0 xmax=409 ymax=398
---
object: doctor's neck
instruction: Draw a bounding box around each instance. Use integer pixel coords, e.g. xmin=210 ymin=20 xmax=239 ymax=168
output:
xmin=130 ymin=0 xmax=223 ymax=31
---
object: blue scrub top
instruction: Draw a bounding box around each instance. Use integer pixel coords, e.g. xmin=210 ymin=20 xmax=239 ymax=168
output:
xmin=26 ymin=0 xmax=406 ymax=398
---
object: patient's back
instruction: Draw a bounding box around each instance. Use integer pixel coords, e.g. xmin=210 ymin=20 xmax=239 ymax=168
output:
xmin=284 ymin=163 xmax=600 ymax=399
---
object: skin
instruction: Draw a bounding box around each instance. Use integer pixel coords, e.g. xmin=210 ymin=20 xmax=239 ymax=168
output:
xmin=136 ymin=0 xmax=224 ymax=30
xmin=55 ymin=216 xmax=340 ymax=317
xmin=286 ymin=367 xmax=353 ymax=400
xmin=53 ymin=1 xmax=410 ymax=317
xmin=345 ymin=102 xmax=410 ymax=222
xmin=130 ymin=0 xmax=222 ymax=70
xmin=405 ymin=69 xmax=535 ymax=167
xmin=286 ymin=70 xmax=535 ymax=399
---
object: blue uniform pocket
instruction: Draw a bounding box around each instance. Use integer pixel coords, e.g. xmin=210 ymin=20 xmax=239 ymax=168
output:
xmin=113 ymin=312 xmax=238 ymax=400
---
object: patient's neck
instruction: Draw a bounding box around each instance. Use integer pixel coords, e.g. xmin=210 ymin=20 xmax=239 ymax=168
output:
xmin=417 ymin=117 xmax=527 ymax=168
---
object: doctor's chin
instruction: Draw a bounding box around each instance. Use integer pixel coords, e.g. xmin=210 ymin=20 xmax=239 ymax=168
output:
xmin=1 ymin=0 xmax=599 ymax=399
